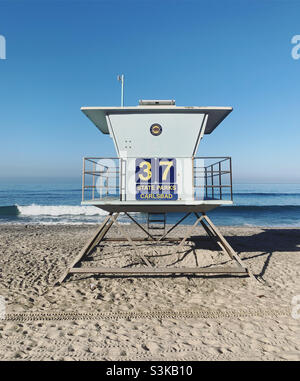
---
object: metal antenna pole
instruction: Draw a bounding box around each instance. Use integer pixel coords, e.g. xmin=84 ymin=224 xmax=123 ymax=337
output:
xmin=117 ymin=74 xmax=124 ymax=107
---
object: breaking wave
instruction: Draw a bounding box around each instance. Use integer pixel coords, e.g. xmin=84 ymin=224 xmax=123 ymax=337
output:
xmin=16 ymin=204 xmax=108 ymax=217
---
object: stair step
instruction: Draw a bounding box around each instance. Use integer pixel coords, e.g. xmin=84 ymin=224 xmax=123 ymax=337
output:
xmin=147 ymin=212 xmax=166 ymax=237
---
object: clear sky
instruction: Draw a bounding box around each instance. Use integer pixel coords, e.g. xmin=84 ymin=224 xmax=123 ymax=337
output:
xmin=0 ymin=0 xmax=299 ymax=182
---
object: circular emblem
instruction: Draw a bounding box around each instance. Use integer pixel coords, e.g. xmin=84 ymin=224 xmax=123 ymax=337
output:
xmin=150 ymin=123 xmax=162 ymax=136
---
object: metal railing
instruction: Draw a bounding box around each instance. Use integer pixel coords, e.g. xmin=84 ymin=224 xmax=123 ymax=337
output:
xmin=82 ymin=157 xmax=120 ymax=201
xmin=82 ymin=157 xmax=232 ymax=202
xmin=193 ymin=157 xmax=233 ymax=201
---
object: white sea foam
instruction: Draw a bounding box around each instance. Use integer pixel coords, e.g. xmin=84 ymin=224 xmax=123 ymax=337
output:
xmin=16 ymin=204 xmax=108 ymax=217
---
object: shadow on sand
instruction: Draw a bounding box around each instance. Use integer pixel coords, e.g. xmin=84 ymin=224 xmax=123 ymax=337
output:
xmin=188 ymin=228 xmax=300 ymax=279
xmin=66 ymin=228 xmax=300 ymax=283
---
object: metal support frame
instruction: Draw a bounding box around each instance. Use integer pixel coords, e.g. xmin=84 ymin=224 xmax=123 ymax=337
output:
xmin=56 ymin=212 xmax=254 ymax=284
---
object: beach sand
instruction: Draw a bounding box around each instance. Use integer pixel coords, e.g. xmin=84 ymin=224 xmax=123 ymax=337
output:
xmin=0 ymin=223 xmax=299 ymax=361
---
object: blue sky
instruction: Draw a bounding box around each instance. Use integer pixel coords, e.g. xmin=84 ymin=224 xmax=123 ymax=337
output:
xmin=0 ymin=0 xmax=299 ymax=182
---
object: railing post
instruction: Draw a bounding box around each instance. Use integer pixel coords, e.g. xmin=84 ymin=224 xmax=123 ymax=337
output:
xmin=204 ymin=166 xmax=207 ymax=200
xmin=82 ymin=157 xmax=85 ymax=202
xmin=106 ymin=171 xmax=109 ymax=196
xmin=122 ymin=158 xmax=126 ymax=201
xmin=192 ymin=157 xmax=195 ymax=201
xmin=120 ymin=158 xmax=122 ymax=201
xmin=211 ymin=165 xmax=214 ymax=199
xmin=219 ymin=161 xmax=222 ymax=200
xmin=229 ymin=157 xmax=233 ymax=201
xmin=92 ymin=161 xmax=95 ymax=200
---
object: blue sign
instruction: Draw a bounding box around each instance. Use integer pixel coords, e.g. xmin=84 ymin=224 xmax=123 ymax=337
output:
xmin=135 ymin=158 xmax=178 ymax=201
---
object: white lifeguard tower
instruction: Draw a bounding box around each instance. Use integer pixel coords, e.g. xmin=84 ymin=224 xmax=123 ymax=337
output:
xmin=58 ymin=100 xmax=254 ymax=283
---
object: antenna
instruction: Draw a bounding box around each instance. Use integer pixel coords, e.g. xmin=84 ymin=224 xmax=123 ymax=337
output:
xmin=117 ymin=74 xmax=124 ymax=107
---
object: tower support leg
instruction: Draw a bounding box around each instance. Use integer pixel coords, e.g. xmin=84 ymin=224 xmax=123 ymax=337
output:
xmin=56 ymin=212 xmax=151 ymax=284
xmin=199 ymin=214 xmax=255 ymax=280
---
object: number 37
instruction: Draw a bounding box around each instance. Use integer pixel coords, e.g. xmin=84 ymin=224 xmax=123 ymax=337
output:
xmin=138 ymin=159 xmax=175 ymax=182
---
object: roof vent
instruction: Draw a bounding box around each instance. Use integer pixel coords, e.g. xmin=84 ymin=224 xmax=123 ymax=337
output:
xmin=138 ymin=99 xmax=176 ymax=106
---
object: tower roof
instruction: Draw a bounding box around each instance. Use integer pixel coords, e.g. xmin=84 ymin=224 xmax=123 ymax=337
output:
xmin=81 ymin=105 xmax=233 ymax=135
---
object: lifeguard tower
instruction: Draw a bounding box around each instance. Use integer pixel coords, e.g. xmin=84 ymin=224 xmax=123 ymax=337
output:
xmin=58 ymin=100 xmax=254 ymax=283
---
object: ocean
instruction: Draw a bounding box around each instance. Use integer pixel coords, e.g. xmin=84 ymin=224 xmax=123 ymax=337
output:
xmin=0 ymin=178 xmax=299 ymax=227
